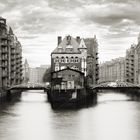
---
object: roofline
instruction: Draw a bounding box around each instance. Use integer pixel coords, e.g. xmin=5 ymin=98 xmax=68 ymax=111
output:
xmin=51 ymin=52 xmax=81 ymax=55
xmin=51 ymin=67 xmax=84 ymax=75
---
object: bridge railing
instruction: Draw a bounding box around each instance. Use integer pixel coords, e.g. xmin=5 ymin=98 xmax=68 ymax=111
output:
xmin=91 ymin=82 xmax=140 ymax=89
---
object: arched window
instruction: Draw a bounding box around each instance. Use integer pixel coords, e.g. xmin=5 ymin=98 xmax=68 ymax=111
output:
xmin=75 ymin=57 xmax=79 ymax=63
xmin=66 ymin=57 xmax=70 ymax=63
xmin=61 ymin=56 xmax=65 ymax=63
xmin=54 ymin=56 xmax=59 ymax=63
xmin=71 ymin=56 xmax=74 ymax=63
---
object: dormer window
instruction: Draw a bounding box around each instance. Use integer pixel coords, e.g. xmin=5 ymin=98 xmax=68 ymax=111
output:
xmin=58 ymin=45 xmax=62 ymax=52
xmin=66 ymin=45 xmax=73 ymax=52
xmin=58 ymin=48 xmax=62 ymax=52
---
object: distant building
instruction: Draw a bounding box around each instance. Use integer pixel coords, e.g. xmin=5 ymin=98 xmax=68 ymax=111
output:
xmin=29 ymin=68 xmax=38 ymax=83
xmin=0 ymin=17 xmax=22 ymax=90
xmin=29 ymin=65 xmax=50 ymax=83
xmin=51 ymin=35 xmax=99 ymax=88
xmin=99 ymin=34 xmax=140 ymax=84
xmin=23 ymin=59 xmax=30 ymax=83
xmin=99 ymin=57 xmax=125 ymax=83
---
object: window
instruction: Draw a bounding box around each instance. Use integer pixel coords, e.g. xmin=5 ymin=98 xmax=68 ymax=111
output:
xmin=54 ymin=56 xmax=59 ymax=63
xmin=55 ymin=63 xmax=59 ymax=71
xmin=75 ymin=57 xmax=79 ymax=63
xmin=71 ymin=65 xmax=79 ymax=70
xmin=61 ymin=57 xmax=65 ymax=63
xmin=66 ymin=48 xmax=73 ymax=52
xmin=71 ymin=57 xmax=74 ymax=63
xmin=65 ymin=57 xmax=68 ymax=63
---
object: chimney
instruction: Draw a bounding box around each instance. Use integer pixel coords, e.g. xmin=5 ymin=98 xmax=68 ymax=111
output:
xmin=58 ymin=36 xmax=62 ymax=46
xmin=76 ymin=36 xmax=80 ymax=44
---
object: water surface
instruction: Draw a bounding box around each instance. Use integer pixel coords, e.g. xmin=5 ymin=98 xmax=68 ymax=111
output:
xmin=0 ymin=90 xmax=140 ymax=140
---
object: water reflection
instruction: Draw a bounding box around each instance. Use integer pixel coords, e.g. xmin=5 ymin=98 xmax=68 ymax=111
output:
xmin=0 ymin=90 xmax=140 ymax=140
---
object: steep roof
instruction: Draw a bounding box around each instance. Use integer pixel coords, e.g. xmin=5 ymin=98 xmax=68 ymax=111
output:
xmin=52 ymin=35 xmax=80 ymax=53
xmin=78 ymin=38 xmax=87 ymax=49
xmin=51 ymin=66 xmax=84 ymax=75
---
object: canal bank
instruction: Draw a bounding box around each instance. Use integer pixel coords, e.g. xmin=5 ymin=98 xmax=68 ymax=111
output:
xmin=0 ymin=88 xmax=22 ymax=103
xmin=0 ymin=88 xmax=7 ymax=102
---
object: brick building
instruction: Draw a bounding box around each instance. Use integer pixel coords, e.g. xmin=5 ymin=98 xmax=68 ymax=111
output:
xmin=134 ymin=34 xmax=140 ymax=84
xmin=51 ymin=35 xmax=99 ymax=87
xmin=125 ymin=44 xmax=136 ymax=83
xmin=0 ymin=17 xmax=22 ymax=90
xmin=99 ymin=57 xmax=125 ymax=83
xmin=51 ymin=67 xmax=84 ymax=90
xmin=29 ymin=65 xmax=50 ymax=83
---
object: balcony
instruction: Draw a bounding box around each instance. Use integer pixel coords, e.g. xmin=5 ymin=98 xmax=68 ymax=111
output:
xmin=1 ymin=49 xmax=8 ymax=53
xmin=2 ymin=63 xmax=8 ymax=68
xmin=11 ymin=51 xmax=15 ymax=55
xmin=1 ymin=42 xmax=8 ymax=46
xmin=11 ymin=45 xmax=15 ymax=49
xmin=1 ymin=34 xmax=8 ymax=40
xmin=126 ymin=70 xmax=129 ymax=73
xmin=96 ymin=78 xmax=99 ymax=81
xmin=11 ymin=69 xmax=15 ymax=72
xmin=11 ymin=62 xmax=16 ymax=66
xmin=2 ymin=71 xmax=7 ymax=77
xmin=1 ymin=56 xmax=8 ymax=61
xmin=11 ymin=56 xmax=15 ymax=60
xmin=11 ymin=75 xmax=15 ymax=79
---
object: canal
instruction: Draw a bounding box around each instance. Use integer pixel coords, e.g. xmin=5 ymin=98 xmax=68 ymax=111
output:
xmin=0 ymin=90 xmax=140 ymax=140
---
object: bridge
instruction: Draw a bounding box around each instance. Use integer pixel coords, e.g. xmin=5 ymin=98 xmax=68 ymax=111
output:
xmin=8 ymin=83 xmax=50 ymax=91
xmin=5 ymin=83 xmax=51 ymax=101
xmin=91 ymin=82 xmax=140 ymax=90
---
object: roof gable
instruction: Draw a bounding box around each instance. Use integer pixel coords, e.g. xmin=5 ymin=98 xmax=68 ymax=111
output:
xmin=51 ymin=67 xmax=84 ymax=75
xmin=52 ymin=35 xmax=80 ymax=53
xmin=78 ymin=39 xmax=87 ymax=49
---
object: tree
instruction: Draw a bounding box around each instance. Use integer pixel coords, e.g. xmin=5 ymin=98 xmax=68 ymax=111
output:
xmin=43 ymin=67 xmax=51 ymax=82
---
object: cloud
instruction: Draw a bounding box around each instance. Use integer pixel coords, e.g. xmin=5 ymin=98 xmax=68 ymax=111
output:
xmin=18 ymin=35 xmax=38 ymax=39
xmin=81 ymin=2 xmax=140 ymax=25
xmin=0 ymin=0 xmax=140 ymax=66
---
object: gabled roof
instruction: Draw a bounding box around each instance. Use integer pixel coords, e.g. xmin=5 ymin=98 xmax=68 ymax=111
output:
xmin=9 ymin=27 xmax=14 ymax=35
xmin=51 ymin=66 xmax=84 ymax=75
xmin=52 ymin=35 xmax=80 ymax=53
xmin=78 ymin=38 xmax=87 ymax=49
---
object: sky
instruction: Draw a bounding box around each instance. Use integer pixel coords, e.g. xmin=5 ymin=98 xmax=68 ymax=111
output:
xmin=1 ymin=0 xmax=140 ymax=67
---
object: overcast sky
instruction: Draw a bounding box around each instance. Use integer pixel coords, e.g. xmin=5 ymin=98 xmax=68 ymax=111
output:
xmin=1 ymin=0 xmax=140 ymax=67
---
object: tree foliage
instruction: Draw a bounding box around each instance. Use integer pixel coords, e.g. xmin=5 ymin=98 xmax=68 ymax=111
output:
xmin=43 ymin=67 xmax=51 ymax=82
